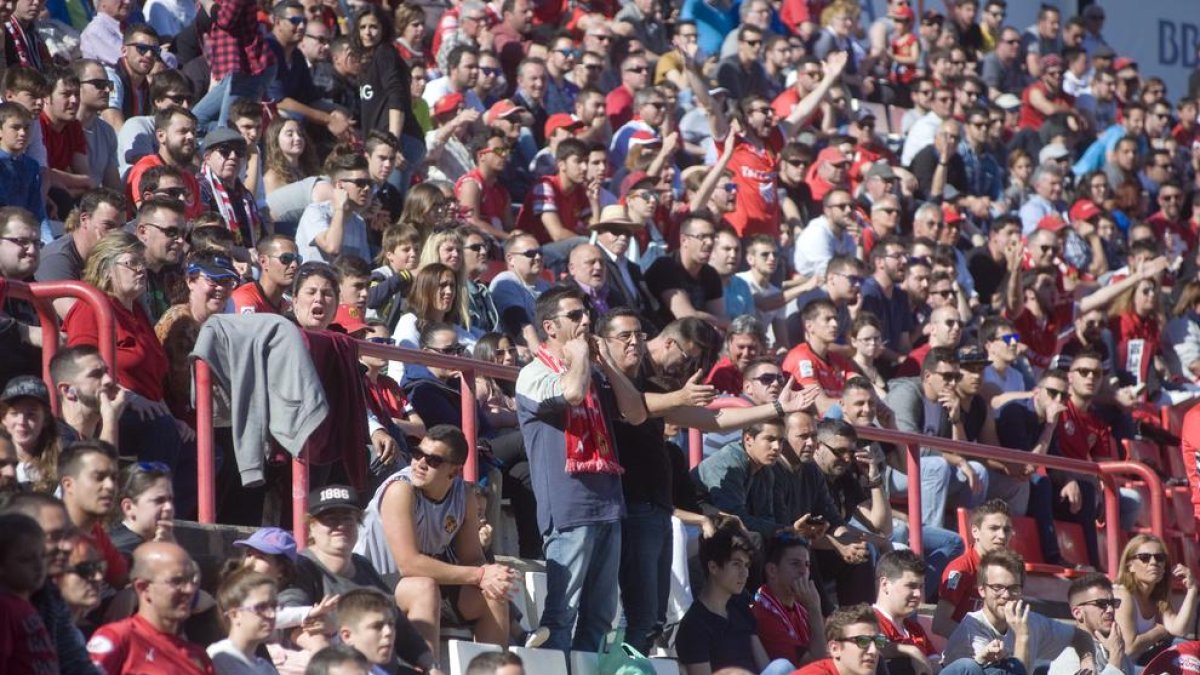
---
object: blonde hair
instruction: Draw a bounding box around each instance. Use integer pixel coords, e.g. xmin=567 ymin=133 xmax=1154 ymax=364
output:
xmin=1116 ymin=534 xmax=1171 ymax=614
xmin=417 ymin=230 xmax=471 ymax=328
xmin=820 ymin=0 xmax=859 ymax=26
xmin=83 ymin=231 xmax=145 ymax=296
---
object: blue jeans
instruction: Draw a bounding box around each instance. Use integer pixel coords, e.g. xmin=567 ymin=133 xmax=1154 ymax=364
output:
xmin=940 ymin=657 xmax=1026 ymax=675
xmin=387 ymin=134 xmax=427 ymax=201
xmin=619 ymin=502 xmax=672 ymax=654
xmin=891 ymin=520 xmax=965 ymax=601
xmin=888 ymin=457 xmax=989 ymax=528
xmin=193 ymin=66 xmax=277 ymax=134
xmin=542 ymin=520 xmax=622 ymax=652
xmin=761 ymin=659 xmax=795 ymax=675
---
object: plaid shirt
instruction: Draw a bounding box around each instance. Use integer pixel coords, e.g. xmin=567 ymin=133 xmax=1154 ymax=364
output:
xmin=203 ymin=0 xmax=273 ymax=81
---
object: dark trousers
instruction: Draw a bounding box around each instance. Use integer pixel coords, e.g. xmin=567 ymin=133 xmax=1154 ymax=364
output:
xmin=1029 ymin=474 xmax=1100 ymax=567
xmin=118 ymin=408 xmax=196 ymax=518
xmin=485 ymin=429 xmax=542 ymax=558
xmin=812 ymin=547 xmax=876 ymax=615
xmin=618 ymin=502 xmax=673 ymax=654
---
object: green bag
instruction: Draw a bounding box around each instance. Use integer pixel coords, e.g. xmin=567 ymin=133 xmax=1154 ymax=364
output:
xmin=598 ymin=629 xmax=657 ymax=675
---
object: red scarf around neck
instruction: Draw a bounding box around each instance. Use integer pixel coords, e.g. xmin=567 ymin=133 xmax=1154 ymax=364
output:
xmin=535 ymin=345 xmax=623 ymax=476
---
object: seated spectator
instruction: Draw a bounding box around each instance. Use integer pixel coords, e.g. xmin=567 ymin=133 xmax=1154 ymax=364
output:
xmin=752 ymin=533 xmax=826 ymax=667
xmin=365 ymin=132 xmax=404 ymax=223
xmin=1113 ymin=534 xmax=1199 ymax=664
xmin=702 ymin=358 xmax=790 ymax=456
xmin=847 ymin=315 xmax=888 ymax=397
xmin=359 ymin=322 xmax=426 ymax=442
xmin=791 ymin=603 xmax=884 ymax=675
xmin=196 ymin=128 xmax=266 ymax=248
xmin=266 ymin=1 xmax=352 ymax=144
xmin=1051 ymin=573 xmax=1133 ymax=675
xmin=131 ymin=198 xmax=191 ymax=324
xmin=331 ymin=255 xmax=373 ymax=337
xmin=263 ymin=116 xmax=333 ymax=238
xmin=54 ymin=531 xmax=106 ymax=638
xmin=676 ymin=526 xmax=793 ymax=675
xmin=943 ymin=549 xmax=1096 ymax=672
xmin=118 ymin=70 xmax=196 ymax=186
xmin=81 ymin=0 xmax=132 ymax=66
xmin=466 ymin=651 xmax=525 ymax=675
xmin=208 ymin=567 xmax=279 ymax=675
xmin=232 ymin=235 xmax=300 ymax=316
xmin=389 ymin=263 xmax=475 ymax=382
xmin=304 ymin=645 xmax=371 ymax=675
xmin=646 ymin=214 xmax=727 ymax=329
xmin=894 ymin=304 xmax=965 ymax=377
xmin=461 ymin=228 xmax=500 ymax=335
xmin=359 ymin=426 xmax=516 ymax=651
xmin=296 ymin=149 xmax=375 ymax=263
xmin=101 ymin=24 xmax=160 ymax=134
xmin=108 ymin=462 xmax=175 ymax=563
xmin=489 ymin=233 xmax=551 ymax=349
xmin=790 ymin=254 xmax=864 ymax=351
xmin=872 ymin=550 xmax=939 ymax=675
xmin=0 ymin=103 xmax=48 ymax=226
xmin=424 ymin=92 xmax=478 ymax=183
xmin=0 ymin=428 xmax=17 ymax=494
xmin=86 ymin=542 xmax=216 ymax=675
xmin=367 ymin=225 xmax=419 ymax=330
xmin=290 ymin=261 xmax=340 ymax=331
xmin=0 ymin=375 xmax=62 ymax=491
xmin=859 ymin=235 xmax=915 ymax=360
xmin=37 ymin=188 xmax=127 ymax=317
xmin=0 ymin=512 xmax=59 ymax=673
xmin=456 ymin=130 xmax=513 ymax=240
xmin=707 ymin=315 xmax=767 ymax=395
xmin=1164 ymin=281 xmax=1200 ymax=383
xmin=932 ymin=500 xmax=1014 ymax=638
xmin=336 ymin=588 xmax=440 ymax=675
xmin=782 ymin=299 xmax=857 ymax=414
xmin=59 ymin=440 xmax=128 ymax=589
xmin=40 ymin=67 xmax=94 ymax=211
xmin=710 ymin=226 xmax=755 ymax=320
xmin=514 ymin=137 xmax=594 ymax=249
xmin=794 ymin=189 xmax=857 ymax=281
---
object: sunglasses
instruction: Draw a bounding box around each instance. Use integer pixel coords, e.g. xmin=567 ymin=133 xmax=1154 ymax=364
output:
xmin=752 ymin=373 xmax=785 ymax=386
xmin=555 ymin=308 xmax=587 ymax=322
xmin=513 ymin=248 xmax=543 ymax=259
xmin=481 ymin=66 xmax=501 ymax=76
xmin=271 ymin=252 xmax=302 ymax=266
xmin=213 ymin=144 xmax=244 ymax=158
xmin=136 ymin=461 xmax=171 ymax=473
xmin=933 ymin=371 xmax=962 ymax=383
xmin=305 ymin=33 xmax=331 ymax=44
xmin=1071 ymin=367 xmax=1103 ymax=379
xmin=625 ymin=66 xmax=649 ymax=73
xmin=464 ymin=243 xmax=489 ymax=253
xmin=994 ymin=333 xmax=1020 ymax=345
xmin=838 ymin=635 xmax=889 ymax=650
xmin=143 ymin=222 xmax=186 ymax=240
xmin=156 ymin=186 xmax=191 ymax=200
xmin=81 ymin=78 xmax=113 ymax=90
xmin=425 ymin=343 xmax=467 ymax=356
xmin=1043 ymin=387 xmax=1068 ymax=401
xmin=411 ymin=447 xmax=459 ymax=468
xmin=340 ymin=177 xmax=373 ymax=188
xmin=1134 ymin=552 xmax=1167 ymax=564
xmin=127 ymin=42 xmax=159 ymax=56
xmin=1077 ymin=598 xmax=1122 ymax=611
xmin=67 ymin=561 xmax=108 ymax=579
xmin=367 ymin=336 xmax=395 ymax=345
xmin=286 ymin=15 xmax=306 ymax=25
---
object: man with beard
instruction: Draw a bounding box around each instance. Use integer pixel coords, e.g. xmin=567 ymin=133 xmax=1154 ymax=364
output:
xmin=1147 ymin=181 xmax=1191 ymax=256
xmin=791 ymin=255 xmax=864 ymax=355
xmin=1053 ymin=307 xmax=1113 ymax=372
xmin=1050 ymin=574 xmax=1132 ymax=675
xmin=49 ymin=345 xmax=129 ymax=447
xmin=424 ymin=45 xmax=485 ymax=113
xmin=233 ymin=235 xmax=300 ymax=315
xmin=196 ymin=127 xmax=266 ymax=248
xmin=1 ymin=492 xmax=99 ymax=675
xmin=127 ymin=107 xmax=202 ymax=218
xmin=706 ymin=315 xmax=767 ymax=395
xmin=296 ymin=150 xmax=374 ymax=263
xmin=59 ymin=440 xmax=127 ymax=589
xmin=646 ymin=215 xmax=727 ymax=328
xmin=133 ymin=197 xmax=189 ymax=322
xmin=895 ymin=305 xmax=963 ymax=377
xmin=794 ymin=190 xmax=857 ymax=281
xmin=37 ymin=189 xmax=126 ymax=316
xmin=101 ymin=25 xmax=159 ymax=134
xmin=860 ymin=235 xmax=914 ymax=362
xmin=0 ymin=208 xmax=44 ymax=386
xmin=601 ymin=308 xmax=815 ymax=654
xmin=872 ymin=551 xmax=939 ymax=675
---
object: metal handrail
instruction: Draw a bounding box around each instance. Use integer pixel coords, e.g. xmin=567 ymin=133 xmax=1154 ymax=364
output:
xmin=4 ymin=280 xmax=117 ymax=414
xmin=685 ymin=396 xmax=1167 ymax=573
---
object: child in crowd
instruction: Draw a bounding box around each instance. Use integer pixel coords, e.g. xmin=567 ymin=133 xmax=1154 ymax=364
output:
xmin=209 ymin=567 xmax=280 ymax=675
xmin=360 ymin=321 xmax=426 ymax=443
xmin=228 ymin=99 xmax=265 ymax=211
xmin=0 ymin=100 xmax=47 ymax=226
xmin=332 ymin=255 xmax=374 ymax=337
xmin=367 ymin=223 xmax=420 ymax=331
xmin=108 ymin=462 xmax=176 ymax=564
xmin=889 ymin=6 xmax=920 ymax=87
xmin=335 ymin=588 xmax=402 ymax=675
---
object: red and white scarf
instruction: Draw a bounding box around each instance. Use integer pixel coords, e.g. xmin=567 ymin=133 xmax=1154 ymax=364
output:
xmin=200 ymin=162 xmax=261 ymax=248
xmin=753 ymin=584 xmax=810 ymax=645
xmin=535 ymin=345 xmax=623 ymax=476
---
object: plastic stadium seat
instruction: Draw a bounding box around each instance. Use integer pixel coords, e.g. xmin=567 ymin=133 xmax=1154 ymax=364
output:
xmin=447 ymin=640 xmax=502 ymax=675
xmin=525 ymin=571 xmax=547 ymax=628
xmin=955 ymin=509 xmax=1084 ymax=577
xmin=1123 ymin=438 xmax=1166 ymax=475
xmin=570 ymin=651 xmax=601 ymax=675
xmin=508 ymin=647 xmax=568 ymax=675
xmin=1162 ymin=399 xmax=1200 ymax=438
xmin=649 ymin=657 xmax=682 ymax=675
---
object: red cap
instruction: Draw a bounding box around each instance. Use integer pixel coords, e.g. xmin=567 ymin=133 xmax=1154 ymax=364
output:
xmin=815 ymin=146 xmax=849 ymax=167
xmin=544 ymin=113 xmax=585 ymax=138
xmin=1069 ymin=199 xmax=1102 ymax=223
xmin=484 ymin=99 xmax=526 ymax=125
xmin=1037 ymin=214 xmax=1068 ymax=233
xmin=619 ymin=170 xmax=655 ymax=198
xmin=941 ymin=203 xmax=964 ymax=224
xmin=432 ymin=92 xmax=465 ymax=118
xmin=893 ymin=5 xmax=914 ymax=20
xmin=628 ymin=130 xmax=662 ymax=148
xmin=332 ymin=304 xmax=370 ymax=336
xmin=1114 ymin=57 xmax=1137 ymax=72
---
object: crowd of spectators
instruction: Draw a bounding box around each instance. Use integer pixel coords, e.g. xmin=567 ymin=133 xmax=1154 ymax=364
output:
xmin=2 ymin=0 xmax=1200 ymax=672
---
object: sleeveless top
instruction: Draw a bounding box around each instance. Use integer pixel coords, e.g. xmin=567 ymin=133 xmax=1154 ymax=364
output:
xmin=355 ymin=465 xmax=468 ymax=577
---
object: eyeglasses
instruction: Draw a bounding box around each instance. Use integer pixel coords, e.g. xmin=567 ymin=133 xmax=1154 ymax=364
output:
xmin=67 ymin=560 xmax=107 ymax=579
xmin=81 ymin=78 xmax=113 ymax=90
xmin=366 ymin=336 xmax=395 ymax=345
xmin=143 ymin=222 xmax=186 ymax=240
xmin=1043 ymin=387 xmax=1068 ymax=401
xmin=742 ymin=39 xmax=762 ymax=47
xmin=425 ymin=343 xmax=467 ymax=356
xmin=193 ymin=271 xmax=239 ymax=289
xmin=933 ymin=370 xmax=962 ymax=383
xmin=235 ymin=601 xmax=278 ymax=616
xmin=625 ymin=66 xmax=649 ymax=73
xmin=1077 ymin=598 xmax=1122 ymax=611
xmin=606 ymin=330 xmax=647 ymax=343
xmin=826 ymin=202 xmax=853 ymax=211
xmin=412 ymin=446 xmax=460 ymax=468
xmin=285 ymin=15 xmax=306 ymax=25
xmin=127 ymin=42 xmax=159 ymax=56
xmin=1071 ymin=367 xmax=1103 ymax=379
xmin=481 ymin=67 xmax=502 ymax=76
xmin=304 ymin=33 xmax=330 ymax=43
xmin=554 ymin=308 xmax=588 ymax=322
xmin=985 ymin=583 xmax=1023 ymax=596
xmin=115 ymin=259 xmax=148 ymax=273
xmin=683 ymin=232 xmax=716 ymax=243
xmin=943 ymin=319 xmax=963 ymax=329
xmin=752 ymin=373 xmax=786 ymax=386
xmin=339 ymin=177 xmax=373 ymax=188
xmin=512 ymin=248 xmax=543 ymax=259
xmin=156 ymin=186 xmax=192 ymax=200
xmin=271 ymin=252 xmax=302 ymax=266
xmin=1134 ymin=552 xmax=1168 ymax=564
xmin=1 ymin=236 xmax=43 ymax=250
xmin=721 ymin=182 xmax=738 ymax=193
xmin=837 ymin=635 xmax=889 ymax=650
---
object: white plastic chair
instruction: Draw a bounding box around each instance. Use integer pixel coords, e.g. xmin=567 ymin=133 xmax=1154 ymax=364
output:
xmin=508 ymin=646 xmax=569 ymax=675
xmin=569 ymin=650 xmax=601 ymax=675
xmin=649 ymin=657 xmax=682 ymax=675
xmin=446 ymin=639 xmax=502 ymax=675
xmin=524 ymin=570 xmax=548 ymax=628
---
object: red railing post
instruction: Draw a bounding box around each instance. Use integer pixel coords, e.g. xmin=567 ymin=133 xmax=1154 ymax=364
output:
xmin=194 ymin=359 xmax=215 ymax=524
xmin=1102 ymin=475 xmax=1122 ymax=575
xmin=906 ymin=443 xmax=923 ymax=555
xmin=689 ymin=428 xmax=703 ymax=469
xmin=293 ymin=455 xmax=309 ymax=550
xmin=460 ymin=369 xmax=478 ymax=483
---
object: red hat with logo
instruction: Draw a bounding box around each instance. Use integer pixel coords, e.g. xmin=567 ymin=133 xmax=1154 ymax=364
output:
xmin=484 ymin=99 xmax=527 ymax=125
xmin=1037 ymin=214 xmax=1068 ymax=232
xmin=1069 ymin=200 xmax=1102 ymax=223
xmin=942 ymin=203 xmax=964 ymax=224
xmin=432 ymin=92 xmax=465 ymax=118
xmin=628 ymin=130 xmax=662 ymax=148
xmin=544 ymin=113 xmax=585 ymax=138
xmin=332 ymin=304 xmax=370 ymax=336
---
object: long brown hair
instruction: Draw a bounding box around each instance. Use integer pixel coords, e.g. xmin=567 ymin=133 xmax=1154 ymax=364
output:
xmin=0 ymin=398 xmax=61 ymax=494
xmin=407 ymin=263 xmax=461 ymax=329
xmin=264 ymin=117 xmax=319 ymax=185
xmin=1117 ymin=534 xmax=1172 ymax=613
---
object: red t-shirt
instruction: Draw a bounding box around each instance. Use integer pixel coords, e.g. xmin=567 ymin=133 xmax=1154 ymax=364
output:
xmin=894 ymin=343 xmax=932 ymax=378
xmin=1005 ymin=301 xmax=1073 ymax=370
xmin=63 ymin=294 xmax=169 ymax=402
xmin=873 ymin=606 xmax=936 ymax=656
xmin=516 ymin=174 xmax=591 ymax=243
xmin=38 ymin=113 xmax=86 ymax=172
xmin=126 ymin=154 xmax=204 ymax=218
xmin=752 ymin=586 xmax=812 ymax=664
xmin=0 ymin=592 xmax=57 ymax=675
xmin=938 ymin=548 xmax=982 ymax=623
xmin=87 ymin=614 xmax=215 ymax=675
xmin=90 ymin=521 xmax=130 ymax=589
xmin=791 ymin=657 xmax=840 ymax=675
xmin=230 ymin=281 xmax=291 ymax=315
xmin=725 ymin=128 xmax=785 ymax=238
xmin=782 ymin=343 xmax=855 ymax=399
xmin=1148 ymin=211 xmax=1197 ymax=256
xmin=605 ymin=85 xmax=635 ymax=130
xmin=770 ymin=87 xmax=824 ymax=129
xmin=365 ymin=373 xmax=410 ymax=422
xmin=706 ymin=356 xmax=744 ymax=396
xmin=455 ymin=168 xmax=512 ymax=230
xmin=1056 ymin=399 xmax=1114 ymax=462
xmin=1018 ymin=81 xmax=1075 ymax=130
xmin=1110 ymin=311 xmax=1160 ymax=384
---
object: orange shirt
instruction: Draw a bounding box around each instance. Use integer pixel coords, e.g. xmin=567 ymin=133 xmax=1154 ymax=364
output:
xmin=782 ymin=342 xmax=855 ymax=399
xmin=725 ymin=128 xmax=785 ymax=238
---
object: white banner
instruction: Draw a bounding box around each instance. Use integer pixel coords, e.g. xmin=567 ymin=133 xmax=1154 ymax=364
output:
xmin=1097 ymin=0 xmax=1197 ymax=98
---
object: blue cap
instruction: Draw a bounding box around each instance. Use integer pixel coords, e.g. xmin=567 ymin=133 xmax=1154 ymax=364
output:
xmin=233 ymin=527 xmax=298 ymax=562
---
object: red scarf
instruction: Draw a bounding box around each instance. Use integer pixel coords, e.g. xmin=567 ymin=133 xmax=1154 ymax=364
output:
xmin=753 ymin=584 xmax=810 ymax=645
xmin=535 ymin=345 xmax=623 ymax=476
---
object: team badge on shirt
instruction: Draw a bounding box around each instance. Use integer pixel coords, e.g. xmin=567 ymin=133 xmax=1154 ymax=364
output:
xmin=444 ymin=514 xmax=459 ymax=533
xmin=798 ymin=361 xmax=815 ymax=379
xmin=946 ymin=570 xmax=960 ymax=590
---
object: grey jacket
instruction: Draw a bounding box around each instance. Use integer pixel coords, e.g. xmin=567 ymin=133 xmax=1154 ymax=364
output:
xmin=885 ymin=376 xmax=949 ymax=457
xmin=693 ymin=441 xmax=787 ymax=538
xmin=191 ymin=314 xmax=329 ymax=487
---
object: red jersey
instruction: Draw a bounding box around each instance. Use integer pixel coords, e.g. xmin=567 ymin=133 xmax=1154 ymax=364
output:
xmin=726 ymin=128 xmax=785 ymax=238
xmin=38 ymin=113 xmax=86 ymax=172
xmin=1005 ymin=301 xmax=1073 ymax=370
xmin=770 ymin=88 xmax=824 ymax=129
xmin=455 ymin=168 xmax=511 ymax=230
xmin=63 ymin=294 xmax=169 ymax=402
xmin=0 ymin=592 xmax=57 ymax=675
xmin=1056 ymin=399 xmax=1114 ymax=462
xmin=1179 ymin=406 xmax=1200 ymax=523
xmin=1018 ymin=81 xmax=1075 ymax=130
xmin=126 ymin=154 xmax=204 ymax=218
xmin=605 ymin=85 xmax=635 ymax=130
xmin=91 ymin=521 xmax=129 ymax=589
xmin=230 ymin=281 xmax=291 ymax=315
xmin=706 ymin=356 xmax=744 ymax=396
xmin=894 ymin=343 xmax=932 ymax=378
xmin=873 ymin=606 xmax=936 ymax=656
xmin=87 ymin=614 xmax=215 ymax=675
xmin=1110 ymin=311 xmax=1160 ymax=385
xmin=938 ymin=548 xmax=982 ymax=623
xmin=791 ymin=657 xmax=840 ymax=675
xmin=515 ymin=174 xmax=591 ymax=243
xmin=364 ymin=373 xmax=410 ymax=422
xmin=889 ymin=33 xmax=918 ymax=85
xmin=782 ymin=342 xmax=855 ymax=399
xmin=1148 ymin=211 xmax=1197 ymax=256
xmin=752 ymin=585 xmax=812 ymax=664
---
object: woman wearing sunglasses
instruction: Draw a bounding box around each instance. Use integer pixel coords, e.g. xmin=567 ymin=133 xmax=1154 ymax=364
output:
xmin=1113 ymin=534 xmax=1198 ymax=663
xmin=54 ymin=532 xmax=107 ymax=639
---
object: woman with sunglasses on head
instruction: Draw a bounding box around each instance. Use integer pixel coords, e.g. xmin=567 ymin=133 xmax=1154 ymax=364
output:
xmin=53 ymin=532 xmax=107 ymax=639
xmin=155 ymin=252 xmax=238 ymax=419
xmin=108 ymin=462 xmax=176 ymax=564
xmin=1113 ymin=534 xmax=1198 ymax=663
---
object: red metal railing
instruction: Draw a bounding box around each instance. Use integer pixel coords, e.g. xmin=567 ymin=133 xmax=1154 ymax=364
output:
xmin=686 ymin=397 xmax=1165 ymax=574
xmin=194 ymin=340 xmax=520 ymax=547
xmin=4 ymin=280 xmax=117 ymax=414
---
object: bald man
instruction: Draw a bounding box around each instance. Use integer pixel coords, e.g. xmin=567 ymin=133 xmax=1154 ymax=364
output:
xmin=566 ymin=243 xmax=613 ymax=316
xmin=87 ymin=542 xmax=215 ymax=674
xmin=895 ymin=305 xmax=964 ymax=378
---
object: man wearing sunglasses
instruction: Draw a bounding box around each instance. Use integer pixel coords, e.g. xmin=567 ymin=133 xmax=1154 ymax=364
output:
xmin=231 ymin=235 xmax=299 ymax=315
xmin=296 ymin=151 xmax=374 ymax=264
xmin=456 ymin=130 xmax=514 ymax=239
xmin=1051 ymin=574 xmax=1131 ymax=675
xmin=895 ymin=305 xmax=963 ymax=378
xmin=491 ymin=233 xmax=552 ymax=350
xmin=101 ymin=24 xmax=159 ymax=134
xmin=793 ymin=604 xmax=885 ymax=675
xmin=196 ymin=127 xmax=266 ymax=249
xmin=266 ymin=1 xmax=354 ymax=141
xmin=133 ymin=197 xmax=189 ymax=322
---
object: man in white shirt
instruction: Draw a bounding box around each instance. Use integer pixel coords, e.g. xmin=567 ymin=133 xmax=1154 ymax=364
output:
xmin=423 ymin=44 xmax=485 ymax=112
xmin=901 ymin=83 xmax=954 ymax=166
xmin=793 ymin=189 xmax=856 ymax=280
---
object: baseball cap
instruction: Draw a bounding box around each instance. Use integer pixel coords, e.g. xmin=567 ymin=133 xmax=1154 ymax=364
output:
xmin=234 ymin=527 xmax=298 ymax=562
xmin=1038 ymin=143 xmax=1070 ymax=164
xmin=893 ymin=4 xmax=914 ymax=20
xmin=619 ymin=170 xmax=655 ymax=197
xmin=202 ymin=127 xmax=247 ymax=154
xmin=994 ymin=93 xmax=1021 ymax=111
xmin=544 ymin=113 xmax=584 ymax=138
xmin=628 ymin=130 xmax=662 ymax=148
xmin=1114 ymin=57 xmax=1137 ymax=72
xmin=1092 ymin=44 xmax=1116 ymax=60
xmin=307 ymin=484 xmax=361 ymax=516
xmin=921 ymin=10 xmax=943 ymax=24
xmin=186 ymin=255 xmax=238 ymax=283
xmin=815 ymin=146 xmax=849 ymax=168
xmin=1040 ymin=54 xmax=1064 ymax=71
xmin=958 ymin=347 xmax=990 ymax=367
xmin=433 ymin=92 xmax=465 ymax=118
xmin=485 ymin=99 xmax=526 ymax=125
xmin=864 ymin=162 xmax=897 ymax=181
xmin=0 ymin=376 xmax=49 ymax=405
xmin=942 ymin=203 xmax=964 ymax=224
xmin=589 ymin=204 xmax=642 ymax=232
xmin=1037 ymin=214 xmax=1068 ymax=232
xmin=332 ymin=304 xmax=370 ymax=336
xmin=1069 ymin=199 xmax=1102 ymax=223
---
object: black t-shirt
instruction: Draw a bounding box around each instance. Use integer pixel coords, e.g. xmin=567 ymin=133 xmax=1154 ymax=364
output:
xmin=644 ymin=254 xmax=722 ymax=327
xmin=967 ymin=248 xmax=1007 ymax=307
xmin=826 ymin=467 xmax=869 ymax=524
xmin=613 ymin=361 xmax=672 ymax=510
xmin=676 ymin=597 xmax=759 ymax=671
xmin=106 ymin=522 xmax=145 ymax=566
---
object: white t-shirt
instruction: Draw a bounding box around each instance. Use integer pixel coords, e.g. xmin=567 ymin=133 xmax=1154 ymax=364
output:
xmin=943 ymin=608 xmax=1078 ymax=668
